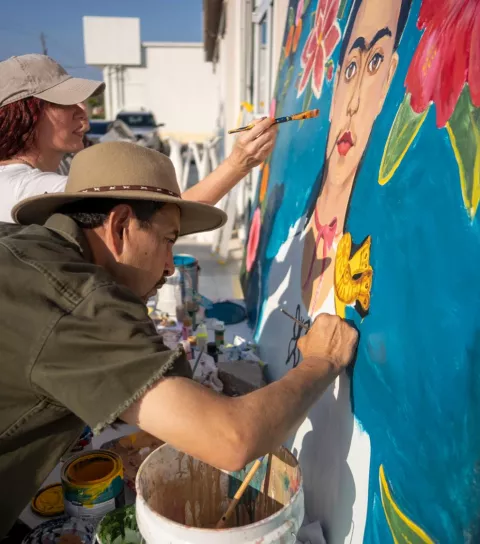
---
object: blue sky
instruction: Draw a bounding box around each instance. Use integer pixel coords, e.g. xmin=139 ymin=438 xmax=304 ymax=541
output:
xmin=0 ymin=0 xmax=203 ymax=79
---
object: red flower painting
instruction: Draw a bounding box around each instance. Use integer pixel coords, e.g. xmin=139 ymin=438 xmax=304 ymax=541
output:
xmin=246 ymin=207 xmax=261 ymax=273
xmin=297 ymin=0 xmax=341 ymax=98
xmin=405 ymin=0 xmax=480 ymax=127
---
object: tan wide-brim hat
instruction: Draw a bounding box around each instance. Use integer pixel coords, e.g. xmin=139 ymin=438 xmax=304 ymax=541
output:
xmin=0 ymin=54 xmax=104 ymax=107
xmin=12 ymin=142 xmax=227 ymax=236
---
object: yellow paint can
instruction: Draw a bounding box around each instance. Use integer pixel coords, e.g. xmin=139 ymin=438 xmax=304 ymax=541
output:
xmin=61 ymin=449 xmax=124 ymax=523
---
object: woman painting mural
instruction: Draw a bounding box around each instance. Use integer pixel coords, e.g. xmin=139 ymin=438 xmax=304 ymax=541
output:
xmin=0 ymin=55 xmax=102 ymax=222
xmin=0 ymin=55 xmax=278 ymax=223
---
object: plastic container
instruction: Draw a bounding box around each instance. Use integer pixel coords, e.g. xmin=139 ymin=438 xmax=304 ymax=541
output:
xmin=135 ymin=444 xmax=304 ymax=543
xmin=207 ymin=342 xmax=218 ymax=363
xmin=155 ymin=268 xmax=182 ymax=319
xmin=182 ymin=317 xmax=193 ymax=341
xmin=173 ymin=254 xmax=200 ymax=311
xmin=214 ymin=320 xmax=225 ymax=347
xmin=196 ymin=323 xmax=208 ymax=350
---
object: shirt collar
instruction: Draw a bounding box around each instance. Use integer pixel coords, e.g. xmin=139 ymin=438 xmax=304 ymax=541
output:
xmin=44 ymin=214 xmax=93 ymax=263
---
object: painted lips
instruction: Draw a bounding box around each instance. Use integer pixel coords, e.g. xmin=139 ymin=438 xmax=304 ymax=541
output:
xmin=337 ymin=131 xmax=354 ymax=156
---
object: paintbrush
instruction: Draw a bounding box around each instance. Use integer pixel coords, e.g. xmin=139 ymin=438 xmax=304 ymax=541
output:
xmin=280 ymin=308 xmax=309 ymax=331
xmin=228 ymin=108 xmax=319 ymax=134
xmin=192 ymin=346 xmax=204 ymax=377
xmin=216 ymin=456 xmax=266 ymax=529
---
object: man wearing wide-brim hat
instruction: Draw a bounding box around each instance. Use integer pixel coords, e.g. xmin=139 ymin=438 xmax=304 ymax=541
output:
xmin=0 ymin=142 xmax=358 ymax=536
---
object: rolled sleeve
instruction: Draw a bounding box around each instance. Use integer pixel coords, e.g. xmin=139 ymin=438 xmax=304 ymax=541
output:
xmin=31 ymin=283 xmax=191 ymax=434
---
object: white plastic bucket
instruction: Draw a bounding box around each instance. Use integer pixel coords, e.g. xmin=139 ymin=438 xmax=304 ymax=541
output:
xmin=135 ymin=444 xmax=304 ymax=543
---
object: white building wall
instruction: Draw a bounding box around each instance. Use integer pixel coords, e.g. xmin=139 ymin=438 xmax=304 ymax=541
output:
xmin=216 ymin=0 xmax=288 ymax=159
xmin=272 ymin=0 xmax=289 ymax=81
xmin=102 ymin=42 xmax=220 ymax=143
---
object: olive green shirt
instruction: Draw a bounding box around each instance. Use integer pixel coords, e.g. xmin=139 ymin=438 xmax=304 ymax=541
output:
xmin=0 ymin=214 xmax=190 ymax=536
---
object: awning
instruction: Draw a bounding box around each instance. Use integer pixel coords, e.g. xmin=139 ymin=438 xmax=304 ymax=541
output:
xmin=203 ymin=0 xmax=224 ymax=62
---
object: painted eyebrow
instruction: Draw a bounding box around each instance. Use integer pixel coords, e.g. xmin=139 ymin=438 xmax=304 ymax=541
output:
xmin=348 ymin=27 xmax=392 ymax=54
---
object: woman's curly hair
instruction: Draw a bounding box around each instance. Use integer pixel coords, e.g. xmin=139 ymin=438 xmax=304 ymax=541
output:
xmin=0 ymin=97 xmax=45 ymax=160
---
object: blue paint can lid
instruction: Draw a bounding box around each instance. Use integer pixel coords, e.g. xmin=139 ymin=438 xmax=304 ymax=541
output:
xmin=173 ymin=254 xmax=197 ymax=267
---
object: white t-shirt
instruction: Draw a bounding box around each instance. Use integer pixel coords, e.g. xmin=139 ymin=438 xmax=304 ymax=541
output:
xmin=0 ymin=164 xmax=67 ymax=223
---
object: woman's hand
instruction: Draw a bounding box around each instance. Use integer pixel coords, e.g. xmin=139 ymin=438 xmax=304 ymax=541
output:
xmin=226 ymin=117 xmax=278 ymax=175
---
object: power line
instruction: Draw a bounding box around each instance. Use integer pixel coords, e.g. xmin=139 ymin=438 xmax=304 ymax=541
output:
xmin=40 ymin=32 xmax=47 ymax=55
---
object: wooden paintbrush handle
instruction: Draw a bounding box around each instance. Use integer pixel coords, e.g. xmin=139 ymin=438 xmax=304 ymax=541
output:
xmin=216 ymin=458 xmax=264 ymax=529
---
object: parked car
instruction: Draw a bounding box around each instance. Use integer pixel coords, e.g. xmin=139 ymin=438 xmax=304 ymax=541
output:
xmin=86 ymin=120 xmax=112 ymax=144
xmin=115 ymin=110 xmax=167 ymax=153
xmin=86 ymin=119 xmax=150 ymax=147
xmin=59 ymin=120 xmax=150 ymax=176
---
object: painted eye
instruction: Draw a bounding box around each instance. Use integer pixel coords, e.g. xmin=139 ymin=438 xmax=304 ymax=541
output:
xmin=368 ymin=52 xmax=384 ymax=74
xmin=345 ymin=61 xmax=357 ymax=81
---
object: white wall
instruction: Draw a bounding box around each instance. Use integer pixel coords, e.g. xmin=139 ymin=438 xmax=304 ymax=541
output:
xmin=272 ymin=0 xmax=289 ymax=81
xmin=216 ymin=0 xmax=289 ymax=160
xmin=103 ymin=42 xmax=220 ymax=143
xmin=83 ymin=16 xmax=141 ymax=66
xmin=219 ymin=0 xmax=251 ymax=160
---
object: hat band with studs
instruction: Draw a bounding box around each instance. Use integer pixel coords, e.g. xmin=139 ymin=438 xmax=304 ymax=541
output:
xmin=79 ymin=185 xmax=181 ymax=198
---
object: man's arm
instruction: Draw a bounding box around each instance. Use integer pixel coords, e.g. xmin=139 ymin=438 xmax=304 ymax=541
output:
xmin=121 ymin=314 xmax=358 ymax=471
xmin=181 ymin=118 xmax=277 ymax=206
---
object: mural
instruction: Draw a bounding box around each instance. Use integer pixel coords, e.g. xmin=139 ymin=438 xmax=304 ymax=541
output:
xmin=241 ymin=0 xmax=480 ymax=542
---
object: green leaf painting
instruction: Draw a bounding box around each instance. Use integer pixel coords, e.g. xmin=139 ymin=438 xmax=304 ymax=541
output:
xmin=378 ymin=93 xmax=428 ymax=186
xmin=282 ymin=65 xmax=295 ymax=98
xmin=303 ymin=0 xmax=312 ymax=15
xmin=288 ymin=6 xmax=295 ymax=28
xmin=338 ymin=0 xmax=349 ymax=18
xmin=445 ymin=85 xmax=480 ymax=221
xmin=379 ymin=465 xmax=434 ymax=544
xmin=278 ymin=47 xmax=286 ymax=73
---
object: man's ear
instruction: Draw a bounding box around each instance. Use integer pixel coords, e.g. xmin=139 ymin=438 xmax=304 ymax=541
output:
xmin=105 ymin=204 xmax=132 ymax=258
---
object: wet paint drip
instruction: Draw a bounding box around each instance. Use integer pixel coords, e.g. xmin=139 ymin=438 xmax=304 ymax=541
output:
xmin=61 ymin=450 xmax=125 ymax=523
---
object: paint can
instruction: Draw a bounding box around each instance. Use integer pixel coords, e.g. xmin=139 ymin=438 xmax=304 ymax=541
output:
xmin=61 ymin=450 xmax=125 ymax=524
xmin=214 ymin=320 xmax=225 ymax=347
xmin=173 ymin=254 xmax=200 ymax=311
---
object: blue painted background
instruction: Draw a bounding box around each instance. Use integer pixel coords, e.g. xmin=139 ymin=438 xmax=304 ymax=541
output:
xmin=242 ymin=0 xmax=480 ymax=541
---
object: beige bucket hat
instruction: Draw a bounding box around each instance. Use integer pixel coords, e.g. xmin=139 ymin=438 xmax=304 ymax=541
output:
xmin=0 ymin=54 xmax=105 ymax=107
xmin=12 ymin=142 xmax=227 ymax=236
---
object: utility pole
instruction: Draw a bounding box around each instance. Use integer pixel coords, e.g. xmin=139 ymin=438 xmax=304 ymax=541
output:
xmin=40 ymin=33 xmax=47 ymax=55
